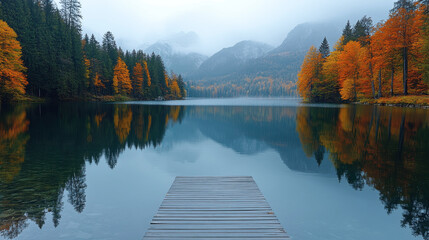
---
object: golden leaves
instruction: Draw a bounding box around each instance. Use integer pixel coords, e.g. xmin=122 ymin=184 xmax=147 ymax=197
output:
xmin=0 ymin=20 xmax=28 ymax=99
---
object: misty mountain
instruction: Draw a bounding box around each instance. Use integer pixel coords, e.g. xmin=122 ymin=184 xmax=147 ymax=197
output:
xmin=271 ymin=22 xmax=342 ymax=53
xmin=193 ymin=41 xmax=274 ymax=78
xmin=164 ymin=31 xmax=200 ymax=50
xmin=187 ymin=21 xmax=343 ymax=97
xmin=145 ymin=41 xmax=208 ymax=77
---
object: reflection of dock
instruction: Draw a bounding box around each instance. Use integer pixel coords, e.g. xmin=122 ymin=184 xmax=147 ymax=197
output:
xmin=143 ymin=176 xmax=289 ymax=239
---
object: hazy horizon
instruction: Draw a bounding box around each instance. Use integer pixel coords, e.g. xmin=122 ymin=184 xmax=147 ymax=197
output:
xmin=54 ymin=0 xmax=396 ymax=56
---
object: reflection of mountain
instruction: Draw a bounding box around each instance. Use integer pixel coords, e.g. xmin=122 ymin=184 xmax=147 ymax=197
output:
xmin=186 ymin=106 xmax=336 ymax=174
xmin=1 ymin=103 xmax=428 ymax=239
xmin=184 ymin=104 xmax=429 ymax=239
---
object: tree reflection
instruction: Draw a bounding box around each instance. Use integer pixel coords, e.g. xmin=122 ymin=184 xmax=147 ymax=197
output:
xmin=0 ymin=105 xmax=30 ymax=183
xmin=296 ymin=105 xmax=429 ymax=238
xmin=0 ymin=103 xmax=185 ymax=239
xmin=0 ymin=102 xmax=427 ymax=239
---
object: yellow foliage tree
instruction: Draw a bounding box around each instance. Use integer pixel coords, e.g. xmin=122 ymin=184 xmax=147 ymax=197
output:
xmin=0 ymin=20 xmax=28 ymax=101
xmin=113 ymin=57 xmax=132 ymax=95
xmin=170 ymin=80 xmax=182 ymax=99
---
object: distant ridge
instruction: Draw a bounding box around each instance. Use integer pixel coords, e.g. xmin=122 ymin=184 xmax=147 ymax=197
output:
xmin=186 ymin=21 xmax=343 ymax=97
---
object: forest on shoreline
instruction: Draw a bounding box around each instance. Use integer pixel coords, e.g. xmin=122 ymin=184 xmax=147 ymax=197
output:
xmin=1 ymin=0 xmax=428 ymax=106
xmin=0 ymin=0 xmax=186 ymax=103
xmin=297 ymin=0 xmax=429 ymax=105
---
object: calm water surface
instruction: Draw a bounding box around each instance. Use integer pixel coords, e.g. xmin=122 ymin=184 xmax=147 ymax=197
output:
xmin=0 ymin=98 xmax=428 ymax=240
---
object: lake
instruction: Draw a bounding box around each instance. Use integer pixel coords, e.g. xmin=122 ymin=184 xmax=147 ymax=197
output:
xmin=0 ymin=98 xmax=428 ymax=240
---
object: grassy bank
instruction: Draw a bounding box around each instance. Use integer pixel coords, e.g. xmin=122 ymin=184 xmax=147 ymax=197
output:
xmin=359 ymin=95 xmax=429 ymax=108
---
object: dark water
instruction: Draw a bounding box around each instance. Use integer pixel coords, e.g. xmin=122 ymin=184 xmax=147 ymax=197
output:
xmin=0 ymin=98 xmax=428 ymax=240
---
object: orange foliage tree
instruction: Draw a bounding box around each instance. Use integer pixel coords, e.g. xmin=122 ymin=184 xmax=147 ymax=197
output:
xmin=297 ymin=1 xmax=429 ymax=103
xmin=142 ymin=61 xmax=151 ymax=97
xmin=0 ymin=20 xmax=28 ymax=101
xmin=389 ymin=1 xmax=423 ymax=95
xmin=113 ymin=57 xmax=132 ymax=95
xmin=297 ymin=46 xmax=323 ymax=101
xmin=132 ymin=63 xmax=143 ymax=98
xmin=338 ymin=41 xmax=364 ymax=101
xmin=371 ymin=21 xmax=401 ymax=96
xmin=169 ymin=74 xmax=182 ymax=99
xmin=93 ymin=73 xmax=105 ymax=95
xmin=420 ymin=4 xmax=429 ymax=86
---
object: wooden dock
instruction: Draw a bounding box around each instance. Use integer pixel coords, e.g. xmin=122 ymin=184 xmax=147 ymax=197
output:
xmin=143 ymin=176 xmax=289 ymax=239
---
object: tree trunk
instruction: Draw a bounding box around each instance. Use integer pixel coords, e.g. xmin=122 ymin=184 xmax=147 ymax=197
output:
xmin=378 ymin=69 xmax=382 ymax=98
xmin=403 ymin=47 xmax=408 ymax=95
xmin=391 ymin=66 xmax=394 ymax=96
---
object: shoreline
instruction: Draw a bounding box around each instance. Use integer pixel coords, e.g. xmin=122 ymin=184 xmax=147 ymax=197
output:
xmin=357 ymin=95 xmax=429 ymax=109
xmin=3 ymin=95 xmax=429 ymax=109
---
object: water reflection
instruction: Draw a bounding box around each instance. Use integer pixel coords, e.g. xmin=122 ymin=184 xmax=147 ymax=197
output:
xmin=0 ymin=102 xmax=427 ymax=239
xmin=296 ymin=106 xmax=429 ymax=238
xmin=0 ymin=104 xmax=184 ymax=239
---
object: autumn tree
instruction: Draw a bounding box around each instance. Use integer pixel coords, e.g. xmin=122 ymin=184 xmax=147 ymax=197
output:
xmin=169 ymin=73 xmax=182 ymax=99
xmin=389 ymin=0 xmax=421 ymax=95
xmin=372 ymin=21 xmax=401 ymax=96
xmin=0 ymin=20 xmax=28 ymax=102
xmin=113 ymin=57 xmax=132 ymax=95
xmin=112 ymin=75 xmax=119 ymax=94
xmin=420 ymin=2 xmax=429 ymax=85
xmin=338 ymin=41 xmax=364 ymax=101
xmin=321 ymin=40 xmax=342 ymax=103
xmin=93 ymin=73 xmax=105 ymax=95
xmin=132 ymin=63 xmax=143 ymax=98
xmin=297 ymin=46 xmax=323 ymax=102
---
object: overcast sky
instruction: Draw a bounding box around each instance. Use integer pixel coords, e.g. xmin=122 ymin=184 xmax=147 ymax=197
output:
xmin=55 ymin=0 xmax=396 ymax=55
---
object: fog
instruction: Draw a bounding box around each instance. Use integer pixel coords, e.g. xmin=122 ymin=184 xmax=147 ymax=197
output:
xmin=57 ymin=0 xmax=396 ymax=55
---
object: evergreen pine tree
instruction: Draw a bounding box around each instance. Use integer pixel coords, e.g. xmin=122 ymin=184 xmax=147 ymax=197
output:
xmin=59 ymin=0 xmax=82 ymax=31
xmin=352 ymin=16 xmax=373 ymax=45
xmin=319 ymin=37 xmax=330 ymax=58
xmin=342 ymin=20 xmax=353 ymax=45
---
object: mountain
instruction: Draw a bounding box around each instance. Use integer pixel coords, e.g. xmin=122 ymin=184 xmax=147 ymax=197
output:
xmin=187 ymin=21 xmax=343 ymax=97
xmin=193 ymin=41 xmax=274 ymax=78
xmin=145 ymin=41 xmax=208 ymax=77
xmin=271 ymin=22 xmax=342 ymax=53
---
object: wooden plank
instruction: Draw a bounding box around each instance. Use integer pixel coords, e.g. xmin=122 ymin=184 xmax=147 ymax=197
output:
xmin=142 ymin=176 xmax=289 ymax=239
